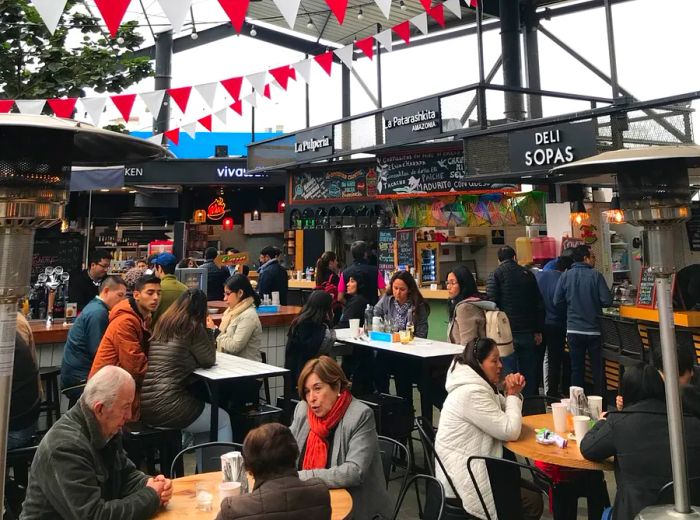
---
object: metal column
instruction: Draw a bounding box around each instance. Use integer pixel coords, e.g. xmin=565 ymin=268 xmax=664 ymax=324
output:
xmin=475 ymin=0 xmax=487 ymax=128
xmin=603 ymin=0 xmax=624 ymax=148
xmin=499 ymin=0 xmax=525 ymax=121
xmin=522 ymin=0 xmax=543 ymax=119
xmin=154 ymin=30 xmax=173 ymax=136
xmin=342 ymin=64 xmax=351 ymax=118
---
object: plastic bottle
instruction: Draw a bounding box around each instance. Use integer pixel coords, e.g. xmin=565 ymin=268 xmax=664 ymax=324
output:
xmin=515 ymin=236 xmax=533 ymax=265
xmin=364 ymin=304 xmax=373 ymax=335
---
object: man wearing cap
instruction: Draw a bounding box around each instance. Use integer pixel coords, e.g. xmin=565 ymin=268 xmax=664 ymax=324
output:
xmin=151 ymin=253 xmax=187 ymax=324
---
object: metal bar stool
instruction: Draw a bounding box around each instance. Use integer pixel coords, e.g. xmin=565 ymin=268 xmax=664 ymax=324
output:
xmin=38 ymin=366 xmax=61 ymax=430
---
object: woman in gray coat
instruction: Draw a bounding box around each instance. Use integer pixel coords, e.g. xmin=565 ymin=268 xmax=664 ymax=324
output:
xmin=290 ymin=356 xmax=392 ymax=520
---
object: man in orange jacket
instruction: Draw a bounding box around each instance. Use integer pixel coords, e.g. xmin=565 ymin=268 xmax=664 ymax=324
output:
xmin=89 ymin=274 xmax=161 ymax=420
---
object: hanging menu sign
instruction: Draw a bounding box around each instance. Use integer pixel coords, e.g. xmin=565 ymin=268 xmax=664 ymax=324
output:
xmin=376 ymin=148 xmax=517 ymax=198
xmin=636 ymin=268 xmax=656 ymax=308
xmin=378 ymin=229 xmax=396 ymax=271
xmin=396 ymin=229 xmax=415 ymax=268
xmin=292 ymin=168 xmax=376 ymax=202
xmin=294 ymin=125 xmax=334 ymax=161
xmin=384 ymin=97 xmax=442 ymax=144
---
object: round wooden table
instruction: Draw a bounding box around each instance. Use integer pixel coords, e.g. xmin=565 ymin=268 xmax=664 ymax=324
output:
xmin=505 ymin=413 xmax=614 ymax=472
xmin=155 ymin=471 xmax=353 ymax=519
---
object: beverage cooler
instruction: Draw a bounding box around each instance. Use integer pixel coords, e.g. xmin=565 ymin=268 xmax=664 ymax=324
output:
xmin=416 ymin=241 xmax=440 ymax=286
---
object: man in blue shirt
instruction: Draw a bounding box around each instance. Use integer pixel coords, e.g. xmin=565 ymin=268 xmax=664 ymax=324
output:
xmin=554 ymin=245 xmax=612 ymax=397
xmin=60 ymin=275 xmax=127 ymax=402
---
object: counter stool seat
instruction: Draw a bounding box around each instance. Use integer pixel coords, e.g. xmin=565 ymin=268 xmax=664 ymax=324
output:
xmin=123 ymin=422 xmax=182 ymax=476
xmin=39 ymin=366 xmax=61 ymax=431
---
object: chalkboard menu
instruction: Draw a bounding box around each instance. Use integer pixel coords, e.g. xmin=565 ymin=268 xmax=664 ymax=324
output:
xmin=636 ymin=268 xmax=656 ymax=308
xmin=376 ymin=149 xmax=517 ymax=198
xmin=686 ymin=206 xmax=700 ymax=252
xmin=396 ymin=229 xmax=415 ymax=268
xmin=32 ymin=233 xmax=84 ymax=281
xmin=377 ymin=229 xmax=396 ymax=271
xmin=291 ymin=168 xmax=376 ymax=201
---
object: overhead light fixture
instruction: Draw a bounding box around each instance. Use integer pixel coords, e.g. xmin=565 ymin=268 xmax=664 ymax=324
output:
xmin=222 ymin=216 xmax=234 ymax=230
xmin=99 ymin=188 xmax=109 ymax=192
xmin=570 ymin=200 xmax=589 ymax=226
xmin=249 ymin=25 xmax=257 ymax=37
xmin=129 ymin=190 xmax=137 ymax=194
xmin=606 ymin=193 xmax=625 ymax=224
xmin=191 ymin=29 xmax=198 ymax=40
xmin=357 ymin=8 xmax=364 ymax=20
xmin=252 ymin=209 xmax=261 ymax=221
xmin=400 ymin=0 xmax=407 ymax=10
xmin=277 ymin=201 xmax=286 ymax=213
xmin=306 ymin=17 xmax=313 ymax=28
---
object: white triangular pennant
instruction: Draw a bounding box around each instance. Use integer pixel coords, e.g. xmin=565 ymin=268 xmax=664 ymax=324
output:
xmin=374 ymin=29 xmax=393 ymax=52
xmin=157 ymin=0 xmax=193 ymax=34
xmin=140 ymin=90 xmax=165 ymax=118
xmin=410 ymin=12 xmax=428 ymax=35
xmin=242 ymin=92 xmax=258 ymax=109
xmin=80 ymin=97 xmax=107 ymax=125
xmin=334 ymin=45 xmax=354 ymax=69
xmin=373 ymin=0 xmax=391 ymax=19
xmin=245 ymin=71 xmax=267 ymax=94
xmin=181 ymin=122 xmax=197 ymax=139
xmin=30 ymin=0 xmax=68 ymax=35
xmin=195 ymin=82 xmax=218 ymax=108
xmin=444 ymin=0 xmax=462 ymax=19
xmin=147 ymin=133 xmax=163 ymax=145
xmin=15 ymin=99 xmax=46 ymax=115
xmin=214 ymin=108 xmax=228 ymax=124
xmin=292 ymin=59 xmax=313 ymax=84
xmin=272 ymin=0 xmax=301 ymax=29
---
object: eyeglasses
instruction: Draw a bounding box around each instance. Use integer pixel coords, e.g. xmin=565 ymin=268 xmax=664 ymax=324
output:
xmin=445 ymin=281 xmax=458 ymax=286
xmin=97 ymin=263 xmax=110 ymax=269
xmin=224 ymin=291 xmax=232 ymax=297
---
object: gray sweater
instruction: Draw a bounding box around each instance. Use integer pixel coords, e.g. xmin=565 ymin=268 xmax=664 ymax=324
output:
xmin=290 ymin=399 xmax=392 ymax=520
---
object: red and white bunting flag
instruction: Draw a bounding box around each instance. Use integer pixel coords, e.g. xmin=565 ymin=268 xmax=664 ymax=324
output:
xmin=110 ymin=93 xmax=137 ymax=122
xmin=242 ymin=92 xmax=258 ymax=109
xmin=30 ymin=0 xmax=68 ymax=35
xmin=165 ymin=128 xmax=180 ymax=145
xmin=147 ymin=133 xmax=163 ymax=145
xmin=272 ymin=0 xmax=301 ymax=29
xmin=80 ymin=97 xmax=107 ymax=125
xmin=269 ymin=65 xmax=294 ymax=90
xmin=373 ymin=0 xmax=391 ymax=19
xmin=444 ymin=0 xmax=462 ymax=19
xmin=198 ymin=115 xmax=213 ymax=131
xmin=334 ymin=45 xmax=354 ymax=70
xmin=429 ymin=4 xmax=445 ymax=27
xmin=220 ymin=76 xmax=244 ymax=101
xmin=324 ymin=0 xmax=348 ymax=25
xmin=94 ymin=0 xmax=131 ymax=38
xmin=418 ymin=0 xmax=432 ymax=10
xmin=355 ymin=36 xmax=375 ymax=60
xmin=15 ymin=99 xmax=46 ymax=115
xmin=374 ymin=29 xmax=393 ymax=52
xmin=292 ymin=59 xmax=313 ymax=84
xmin=262 ymin=84 xmax=272 ymax=99
xmin=410 ymin=12 xmax=428 ymax=35
xmin=47 ymin=98 xmax=77 ymax=118
xmin=181 ymin=122 xmax=197 ymax=139
xmin=167 ymin=86 xmax=192 ymax=113
xmin=195 ymin=82 xmax=219 ymax=108
xmin=314 ymin=51 xmax=334 ymax=77
xmin=140 ymin=90 xmax=165 ymax=118
xmin=469 ymin=0 xmax=478 ymax=7
xmin=217 ymin=0 xmax=249 ymax=33
xmin=0 ymin=100 xmax=14 ymax=113
xmin=230 ymin=99 xmax=243 ymax=116
xmin=214 ymin=107 xmax=228 ymax=123
xmin=246 ymin=71 xmax=267 ymax=94
xmin=157 ymin=0 xmax=193 ymax=34
xmin=392 ymin=20 xmax=411 ymax=45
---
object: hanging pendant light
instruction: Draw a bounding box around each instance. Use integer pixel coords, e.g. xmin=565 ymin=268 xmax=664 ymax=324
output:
xmin=570 ymin=200 xmax=589 ymax=225
xmin=606 ymin=194 xmax=625 ymax=224
xmin=222 ymin=216 xmax=234 ymax=230
xmin=252 ymin=209 xmax=261 ymax=221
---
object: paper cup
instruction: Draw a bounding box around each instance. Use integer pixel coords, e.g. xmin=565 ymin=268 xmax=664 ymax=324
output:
xmin=348 ymin=318 xmax=361 ymax=335
xmin=430 ymin=283 xmax=438 ymax=290
xmin=573 ymin=415 xmax=591 ymax=443
xmin=551 ymin=403 xmax=568 ymax=433
xmin=219 ymin=481 xmax=241 ymax=499
xmin=271 ymin=291 xmax=280 ymax=304
xmin=588 ymin=396 xmax=603 ymax=419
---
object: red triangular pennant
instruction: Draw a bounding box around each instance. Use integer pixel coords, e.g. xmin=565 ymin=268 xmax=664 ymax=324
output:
xmin=110 ymin=93 xmax=137 ymax=122
xmin=94 ymin=0 xmax=131 ymax=38
xmin=197 ymin=115 xmax=213 ymax=131
xmin=419 ymin=0 xmax=432 ymax=10
xmin=220 ymin=76 xmax=244 ymax=101
xmin=164 ymin=128 xmax=180 ymax=145
xmin=355 ymin=36 xmax=375 ymax=60
xmin=263 ymin=84 xmax=272 ymax=100
xmin=287 ymin=67 xmax=296 ymax=81
xmin=0 ymin=100 xmax=14 ymax=113
xmin=324 ymin=0 xmax=349 ymax=25
xmin=167 ymin=86 xmax=192 ymax=112
xmin=47 ymin=98 xmax=78 ymax=118
xmin=469 ymin=0 xmax=478 ymax=7
xmin=269 ymin=65 xmax=294 ymax=90
xmin=314 ymin=51 xmax=334 ymax=77
xmin=429 ymin=4 xmax=445 ymax=27
xmin=230 ymin=99 xmax=243 ymax=116
xmin=218 ymin=0 xmax=249 ymax=33
xmin=392 ymin=20 xmax=411 ymax=45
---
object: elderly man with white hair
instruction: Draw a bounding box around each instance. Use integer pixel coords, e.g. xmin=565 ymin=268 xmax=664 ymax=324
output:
xmin=20 ymin=366 xmax=172 ymax=520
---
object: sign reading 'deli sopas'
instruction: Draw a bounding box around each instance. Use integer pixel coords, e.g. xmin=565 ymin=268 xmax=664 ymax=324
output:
xmin=294 ymin=125 xmax=334 ymax=160
xmin=508 ymin=120 xmax=597 ymax=174
xmin=384 ymin=97 xmax=442 ymax=144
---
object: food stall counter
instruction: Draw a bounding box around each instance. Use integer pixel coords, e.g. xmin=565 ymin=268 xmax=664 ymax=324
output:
xmin=619 ymin=305 xmax=700 ymax=328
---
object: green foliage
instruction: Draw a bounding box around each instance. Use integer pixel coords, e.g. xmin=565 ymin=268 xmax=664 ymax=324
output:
xmin=0 ymin=0 xmax=152 ymax=100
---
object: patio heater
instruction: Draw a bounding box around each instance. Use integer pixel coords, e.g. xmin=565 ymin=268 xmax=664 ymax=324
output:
xmin=0 ymin=114 xmax=170 ymax=504
xmin=554 ymin=145 xmax=700 ymax=519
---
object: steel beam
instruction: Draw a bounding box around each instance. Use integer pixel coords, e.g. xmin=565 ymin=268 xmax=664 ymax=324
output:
xmin=461 ymin=56 xmax=502 ymax=125
xmin=523 ymin=0 xmax=543 ymax=119
xmin=154 ymin=30 xmax=172 ymax=136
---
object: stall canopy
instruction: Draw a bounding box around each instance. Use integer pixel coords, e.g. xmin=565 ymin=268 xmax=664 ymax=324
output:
xmin=69 ymin=166 xmax=124 ymax=192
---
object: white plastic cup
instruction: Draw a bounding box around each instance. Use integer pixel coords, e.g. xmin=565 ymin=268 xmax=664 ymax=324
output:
xmin=551 ymin=403 xmax=568 ymax=433
xmin=588 ymin=396 xmax=603 ymax=419
xmin=271 ymin=291 xmax=280 ymax=305
xmin=348 ymin=319 xmax=361 ymax=336
xmin=560 ymin=398 xmax=571 ymax=411
xmin=573 ymin=415 xmax=591 ymax=443
xmin=430 ymin=283 xmax=438 ymax=290
xmin=219 ymin=481 xmax=241 ymax=499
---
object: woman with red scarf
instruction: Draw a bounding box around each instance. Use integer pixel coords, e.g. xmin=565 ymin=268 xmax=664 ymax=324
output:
xmin=290 ymin=356 xmax=392 ymax=520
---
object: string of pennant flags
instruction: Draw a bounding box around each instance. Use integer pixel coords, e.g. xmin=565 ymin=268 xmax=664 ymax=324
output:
xmin=4 ymin=0 xmax=478 ymax=146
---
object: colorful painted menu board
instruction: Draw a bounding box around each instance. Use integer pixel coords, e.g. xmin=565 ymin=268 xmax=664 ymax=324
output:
xmin=378 ymin=229 xmax=396 ymax=271
xmin=396 ymin=229 xmax=415 ymax=268
xmin=291 ymin=168 xmax=377 ymax=201
xmin=636 ymin=268 xmax=656 ymax=308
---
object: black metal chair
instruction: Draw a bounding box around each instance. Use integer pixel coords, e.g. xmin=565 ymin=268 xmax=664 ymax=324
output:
xmin=122 ymin=423 xmax=182 ymax=476
xmin=615 ymin=318 xmax=646 ymax=365
xmin=599 ymin=315 xmax=622 ymax=357
xmin=392 ymin=474 xmax=446 ymax=520
xmin=169 ymin=441 xmax=243 ymax=478
xmin=656 ymin=477 xmax=700 ymax=506
xmin=378 ymin=436 xmax=413 ymax=518
xmin=467 ymin=455 xmax=552 ymax=520
xmin=38 ymin=366 xmax=61 ymax=430
xmin=521 ymin=395 xmax=558 ymax=417
xmin=259 ymin=351 xmax=272 ymax=404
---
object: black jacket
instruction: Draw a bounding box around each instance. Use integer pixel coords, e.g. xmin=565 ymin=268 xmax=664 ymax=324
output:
xmin=11 ymin=330 xmax=40 ymax=431
xmin=337 ymin=294 xmax=370 ymax=329
xmin=202 ymin=260 xmax=230 ymax=301
xmin=486 ymin=260 xmax=544 ymax=333
xmin=257 ymin=259 xmax=288 ymax=305
xmin=341 ymin=261 xmax=380 ymax=305
xmin=69 ymin=269 xmax=102 ymax=312
xmin=580 ymin=399 xmax=700 ymax=520
xmin=285 ymin=321 xmax=334 ymax=385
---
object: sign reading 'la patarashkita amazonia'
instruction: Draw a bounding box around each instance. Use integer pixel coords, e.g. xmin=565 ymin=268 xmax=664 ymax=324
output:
xmin=383 ymin=97 xmax=442 ymax=144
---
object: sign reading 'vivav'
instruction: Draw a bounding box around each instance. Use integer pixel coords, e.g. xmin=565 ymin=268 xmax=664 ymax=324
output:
xmin=124 ymin=159 xmax=283 ymax=186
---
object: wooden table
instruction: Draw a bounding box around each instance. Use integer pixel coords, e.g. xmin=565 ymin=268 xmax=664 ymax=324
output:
xmin=155 ymin=471 xmax=353 ymax=519
xmin=505 ymin=414 xmax=614 ymax=471
xmin=30 ymin=319 xmax=72 ymax=345
xmin=207 ymin=303 xmax=301 ymax=328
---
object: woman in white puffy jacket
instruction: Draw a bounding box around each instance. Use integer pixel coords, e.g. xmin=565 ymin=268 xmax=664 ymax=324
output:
xmin=434 ymin=337 xmax=543 ymax=520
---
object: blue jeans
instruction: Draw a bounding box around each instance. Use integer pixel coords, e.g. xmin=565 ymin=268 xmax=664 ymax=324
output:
xmin=567 ymin=333 xmax=604 ymax=397
xmin=512 ymin=332 xmax=539 ymax=397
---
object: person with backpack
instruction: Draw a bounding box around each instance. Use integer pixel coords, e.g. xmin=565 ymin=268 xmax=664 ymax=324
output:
xmin=446 ymin=265 xmax=498 ymax=345
xmin=314 ymin=251 xmax=342 ymax=324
